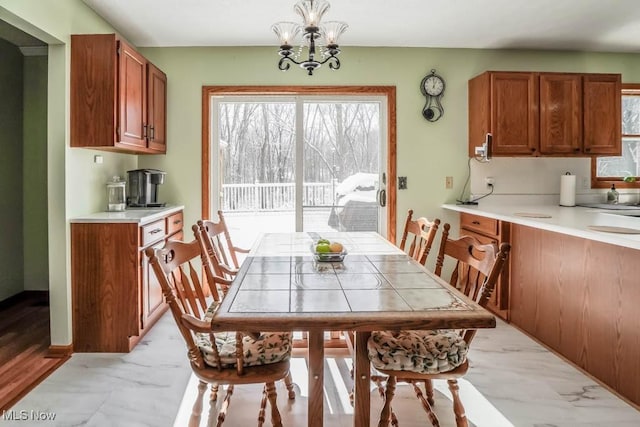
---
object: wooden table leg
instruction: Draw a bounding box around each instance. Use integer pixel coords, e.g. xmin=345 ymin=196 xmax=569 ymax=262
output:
xmin=308 ymin=330 xmax=324 ymax=427
xmin=353 ymin=331 xmax=371 ymax=427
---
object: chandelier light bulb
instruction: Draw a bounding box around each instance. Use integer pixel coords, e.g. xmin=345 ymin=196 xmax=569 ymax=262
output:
xmin=321 ymin=21 xmax=348 ymax=45
xmin=272 ymin=22 xmax=301 ymax=46
xmin=294 ymin=0 xmax=330 ymax=28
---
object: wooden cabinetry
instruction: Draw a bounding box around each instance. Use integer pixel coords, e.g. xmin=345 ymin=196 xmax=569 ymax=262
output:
xmin=509 ymin=224 xmax=640 ymax=407
xmin=71 ymin=34 xmax=167 ymax=154
xmin=468 ymin=71 xmax=621 ymax=157
xmin=71 ymin=209 xmax=183 ymax=352
xmin=459 ymin=213 xmax=510 ymax=320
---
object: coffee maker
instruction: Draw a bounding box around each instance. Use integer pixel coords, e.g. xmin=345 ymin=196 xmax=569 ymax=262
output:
xmin=126 ymin=169 xmax=167 ymax=207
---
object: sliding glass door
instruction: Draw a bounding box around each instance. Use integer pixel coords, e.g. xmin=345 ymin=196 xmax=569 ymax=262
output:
xmin=211 ymin=95 xmax=387 ymax=247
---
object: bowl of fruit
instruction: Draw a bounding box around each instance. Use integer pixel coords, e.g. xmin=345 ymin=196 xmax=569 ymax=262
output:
xmin=312 ymin=238 xmax=347 ymax=262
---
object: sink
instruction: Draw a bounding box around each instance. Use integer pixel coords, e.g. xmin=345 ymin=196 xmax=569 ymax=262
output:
xmin=608 ymin=212 xmax=640 ymax=218
xmin=577 ymin=202 xmax=640 ymax=210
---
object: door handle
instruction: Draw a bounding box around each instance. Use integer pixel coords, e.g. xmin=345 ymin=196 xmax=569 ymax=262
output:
xmin=378 ymin=189 xmax=386 ymax=207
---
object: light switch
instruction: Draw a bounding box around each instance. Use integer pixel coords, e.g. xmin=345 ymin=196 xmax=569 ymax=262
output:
xmin=398 ymin=176 xmax=407 ymax=190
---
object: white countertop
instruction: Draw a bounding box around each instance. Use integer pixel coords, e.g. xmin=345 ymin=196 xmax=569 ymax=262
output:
xmin=70 ymin=205 xmax=184 ymax=225
xmin=442 ymin=203 xmax=640 ymax=250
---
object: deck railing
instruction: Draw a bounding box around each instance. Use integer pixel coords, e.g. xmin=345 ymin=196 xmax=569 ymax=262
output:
xmin=221 ymin=182 xmax=336 ymax=211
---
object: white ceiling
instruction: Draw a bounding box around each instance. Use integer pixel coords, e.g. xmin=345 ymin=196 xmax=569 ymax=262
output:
xmin=82 ymin=0 xmax=640 ymax=53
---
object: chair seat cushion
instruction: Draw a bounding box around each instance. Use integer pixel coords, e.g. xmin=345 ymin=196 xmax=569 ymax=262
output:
xmin=368 ymin=330 xmax=468 ymax=374
xmin=196 ymin=331 xmax=292 ymax=369
xmin=196 ymin=302 xmax=292 ymax=368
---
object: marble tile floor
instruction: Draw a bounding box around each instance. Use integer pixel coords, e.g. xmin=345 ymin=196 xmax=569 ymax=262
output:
xmin=3 ymin=313 xmax=640 ymax=427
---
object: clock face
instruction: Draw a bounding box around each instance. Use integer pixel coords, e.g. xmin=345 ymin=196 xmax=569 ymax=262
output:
xmin=423 ymin=75 xmax=444 ymax=96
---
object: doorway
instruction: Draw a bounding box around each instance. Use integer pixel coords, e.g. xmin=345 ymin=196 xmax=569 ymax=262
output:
xmin=0 ymin=20 xmax=55 ymax=411
xmin=201 ymin=86 xmax=397 ymax=247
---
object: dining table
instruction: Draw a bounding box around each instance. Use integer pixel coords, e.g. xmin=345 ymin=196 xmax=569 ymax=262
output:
xmin=209 ymin=231 xmax=496 ymax=427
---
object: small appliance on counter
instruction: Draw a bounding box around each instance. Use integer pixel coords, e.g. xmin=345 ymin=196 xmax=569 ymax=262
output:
xmin=106 ymin=176 xmax=126 ymax=212
xmin=126 ymin=168 xmax=167 ymax=207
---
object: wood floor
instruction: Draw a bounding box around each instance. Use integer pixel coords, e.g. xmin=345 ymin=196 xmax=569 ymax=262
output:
xmin=0 ymin=291 xmax=69 ymax=411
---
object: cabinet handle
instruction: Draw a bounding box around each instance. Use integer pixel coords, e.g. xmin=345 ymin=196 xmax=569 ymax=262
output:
xmin=584 ymin=147 xmax=591 ymax=152
xmin=149 ymin=126 xmax=155 ymax=140
xmin=173 ymin=219 xmax=182 ymax=225
xmin=149 ymin=228 xmax=163 ymax=234
xmin=472 ymin=220 xmax=481 ymax=225
xmin=143 ymin=124 xmax=148 ymax=138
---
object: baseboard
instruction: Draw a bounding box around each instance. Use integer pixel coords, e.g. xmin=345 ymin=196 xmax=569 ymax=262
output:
xmin=47 ymin=344 xmax=73 ymax=358
xmin=0 ymin=290 xmax=48 ymax=309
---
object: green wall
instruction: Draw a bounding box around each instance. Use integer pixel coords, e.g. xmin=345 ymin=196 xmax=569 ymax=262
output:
xmin=0 ymin=38 xmax=24 ymax=301
xmin=23 ymin=54 xmax=48 ymax=291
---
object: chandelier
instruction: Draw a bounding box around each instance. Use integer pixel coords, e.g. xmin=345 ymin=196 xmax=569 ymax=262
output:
xmin=272 ymin=0 xmax=348 ymax=76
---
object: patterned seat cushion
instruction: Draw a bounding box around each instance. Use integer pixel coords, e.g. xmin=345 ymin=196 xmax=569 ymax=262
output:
xmin=195 ymin=301 xmax=292 ymax=369
xmin=368 ymin=330 xmax=468 ymax=374
xmin=196 ymin=331 xmax=292 ymax=368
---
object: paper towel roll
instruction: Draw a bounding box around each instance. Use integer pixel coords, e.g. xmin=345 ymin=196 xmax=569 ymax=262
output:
xmin=560 ymin=174 xmax=576 ymax=207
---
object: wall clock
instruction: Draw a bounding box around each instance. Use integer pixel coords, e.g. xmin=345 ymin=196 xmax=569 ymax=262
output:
xmin=420 ymin=69 xmax=445 ymax=122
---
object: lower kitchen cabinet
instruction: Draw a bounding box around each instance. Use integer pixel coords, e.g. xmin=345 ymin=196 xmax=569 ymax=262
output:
xmin=71 ymin=209 xmax=183 ymax=352
xmin=509 ymin=224 xmax=640 ymax=406
xmin=459 ymin=212 xmax=511 ymax=320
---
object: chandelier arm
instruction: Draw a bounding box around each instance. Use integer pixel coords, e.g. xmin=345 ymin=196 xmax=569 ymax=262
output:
xmin=277 ymin=57 xmax=292 ymax=71
xmin=327 ymin=56 xmax=341 ymax=70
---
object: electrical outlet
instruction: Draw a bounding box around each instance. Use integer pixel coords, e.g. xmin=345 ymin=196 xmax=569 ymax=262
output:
xmin=445 ymin=176 xmax=453 ymax=189
xmin=485 ymin=176 xmax=495 ymax=187
xmin=582 ymin=177 xmax=590 ymax=189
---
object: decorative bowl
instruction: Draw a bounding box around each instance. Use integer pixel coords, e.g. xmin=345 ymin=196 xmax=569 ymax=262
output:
xmin=310 ymin=243 xmax=347 ymax=262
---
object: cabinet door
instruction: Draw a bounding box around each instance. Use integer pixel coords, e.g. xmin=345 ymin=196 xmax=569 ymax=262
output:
xmin=583 ymin=74 xmax=622 ymax=155
xmin=491 ymin=72 xmax=539 ymax=155
xmin=141 ymin=240 xmax=165 ymax=328
xmin=147 ymin=63 xmax=167 ymax=153
xmin=539 ymin=73 xmax=582 ymax=155
xmin=118 ymin=40 xmax=147 ymax=148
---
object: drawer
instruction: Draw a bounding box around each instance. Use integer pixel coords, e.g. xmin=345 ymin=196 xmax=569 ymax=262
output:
xmin=459 ymin=229 xmax=498 ymax=246
xmin=141 ymin=219 xmax=166 ymax=247
xmin=166 ymin=211 xmax=184 ymax=236
xmin=460 ymin=213 xmax=499 ymax=237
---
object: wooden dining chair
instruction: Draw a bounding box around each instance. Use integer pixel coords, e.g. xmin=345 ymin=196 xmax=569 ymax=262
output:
xmin=197 ymin=210 xmax=249 ymax=280
xmin=368 ymin=223 xmax=510 ymax=427
xmin=343 ymin=210 xmax=441 ymax=405
xmin=146 ymin=239 xmax=294 ymax=426
xmin=399 ymin=209 xmax=441 ymax=265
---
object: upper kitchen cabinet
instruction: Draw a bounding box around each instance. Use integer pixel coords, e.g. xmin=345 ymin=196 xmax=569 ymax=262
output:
xmin=468 ymin=71 xmax=621 ymax=157
xmin=71 ymin=34 xmax=167 ymax=154
xmin=582 ymin=74 xmax=621 ymax=155
xmin=469 ymin=71 xmax=539 ymax=156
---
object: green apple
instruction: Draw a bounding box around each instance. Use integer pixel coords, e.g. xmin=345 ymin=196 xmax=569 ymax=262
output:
xmin=315 ymin=243 xmax=330 ymax=253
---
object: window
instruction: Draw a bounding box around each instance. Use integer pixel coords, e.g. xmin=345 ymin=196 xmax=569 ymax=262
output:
xmin=592 ymin=83 xmax=640 ymax=188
